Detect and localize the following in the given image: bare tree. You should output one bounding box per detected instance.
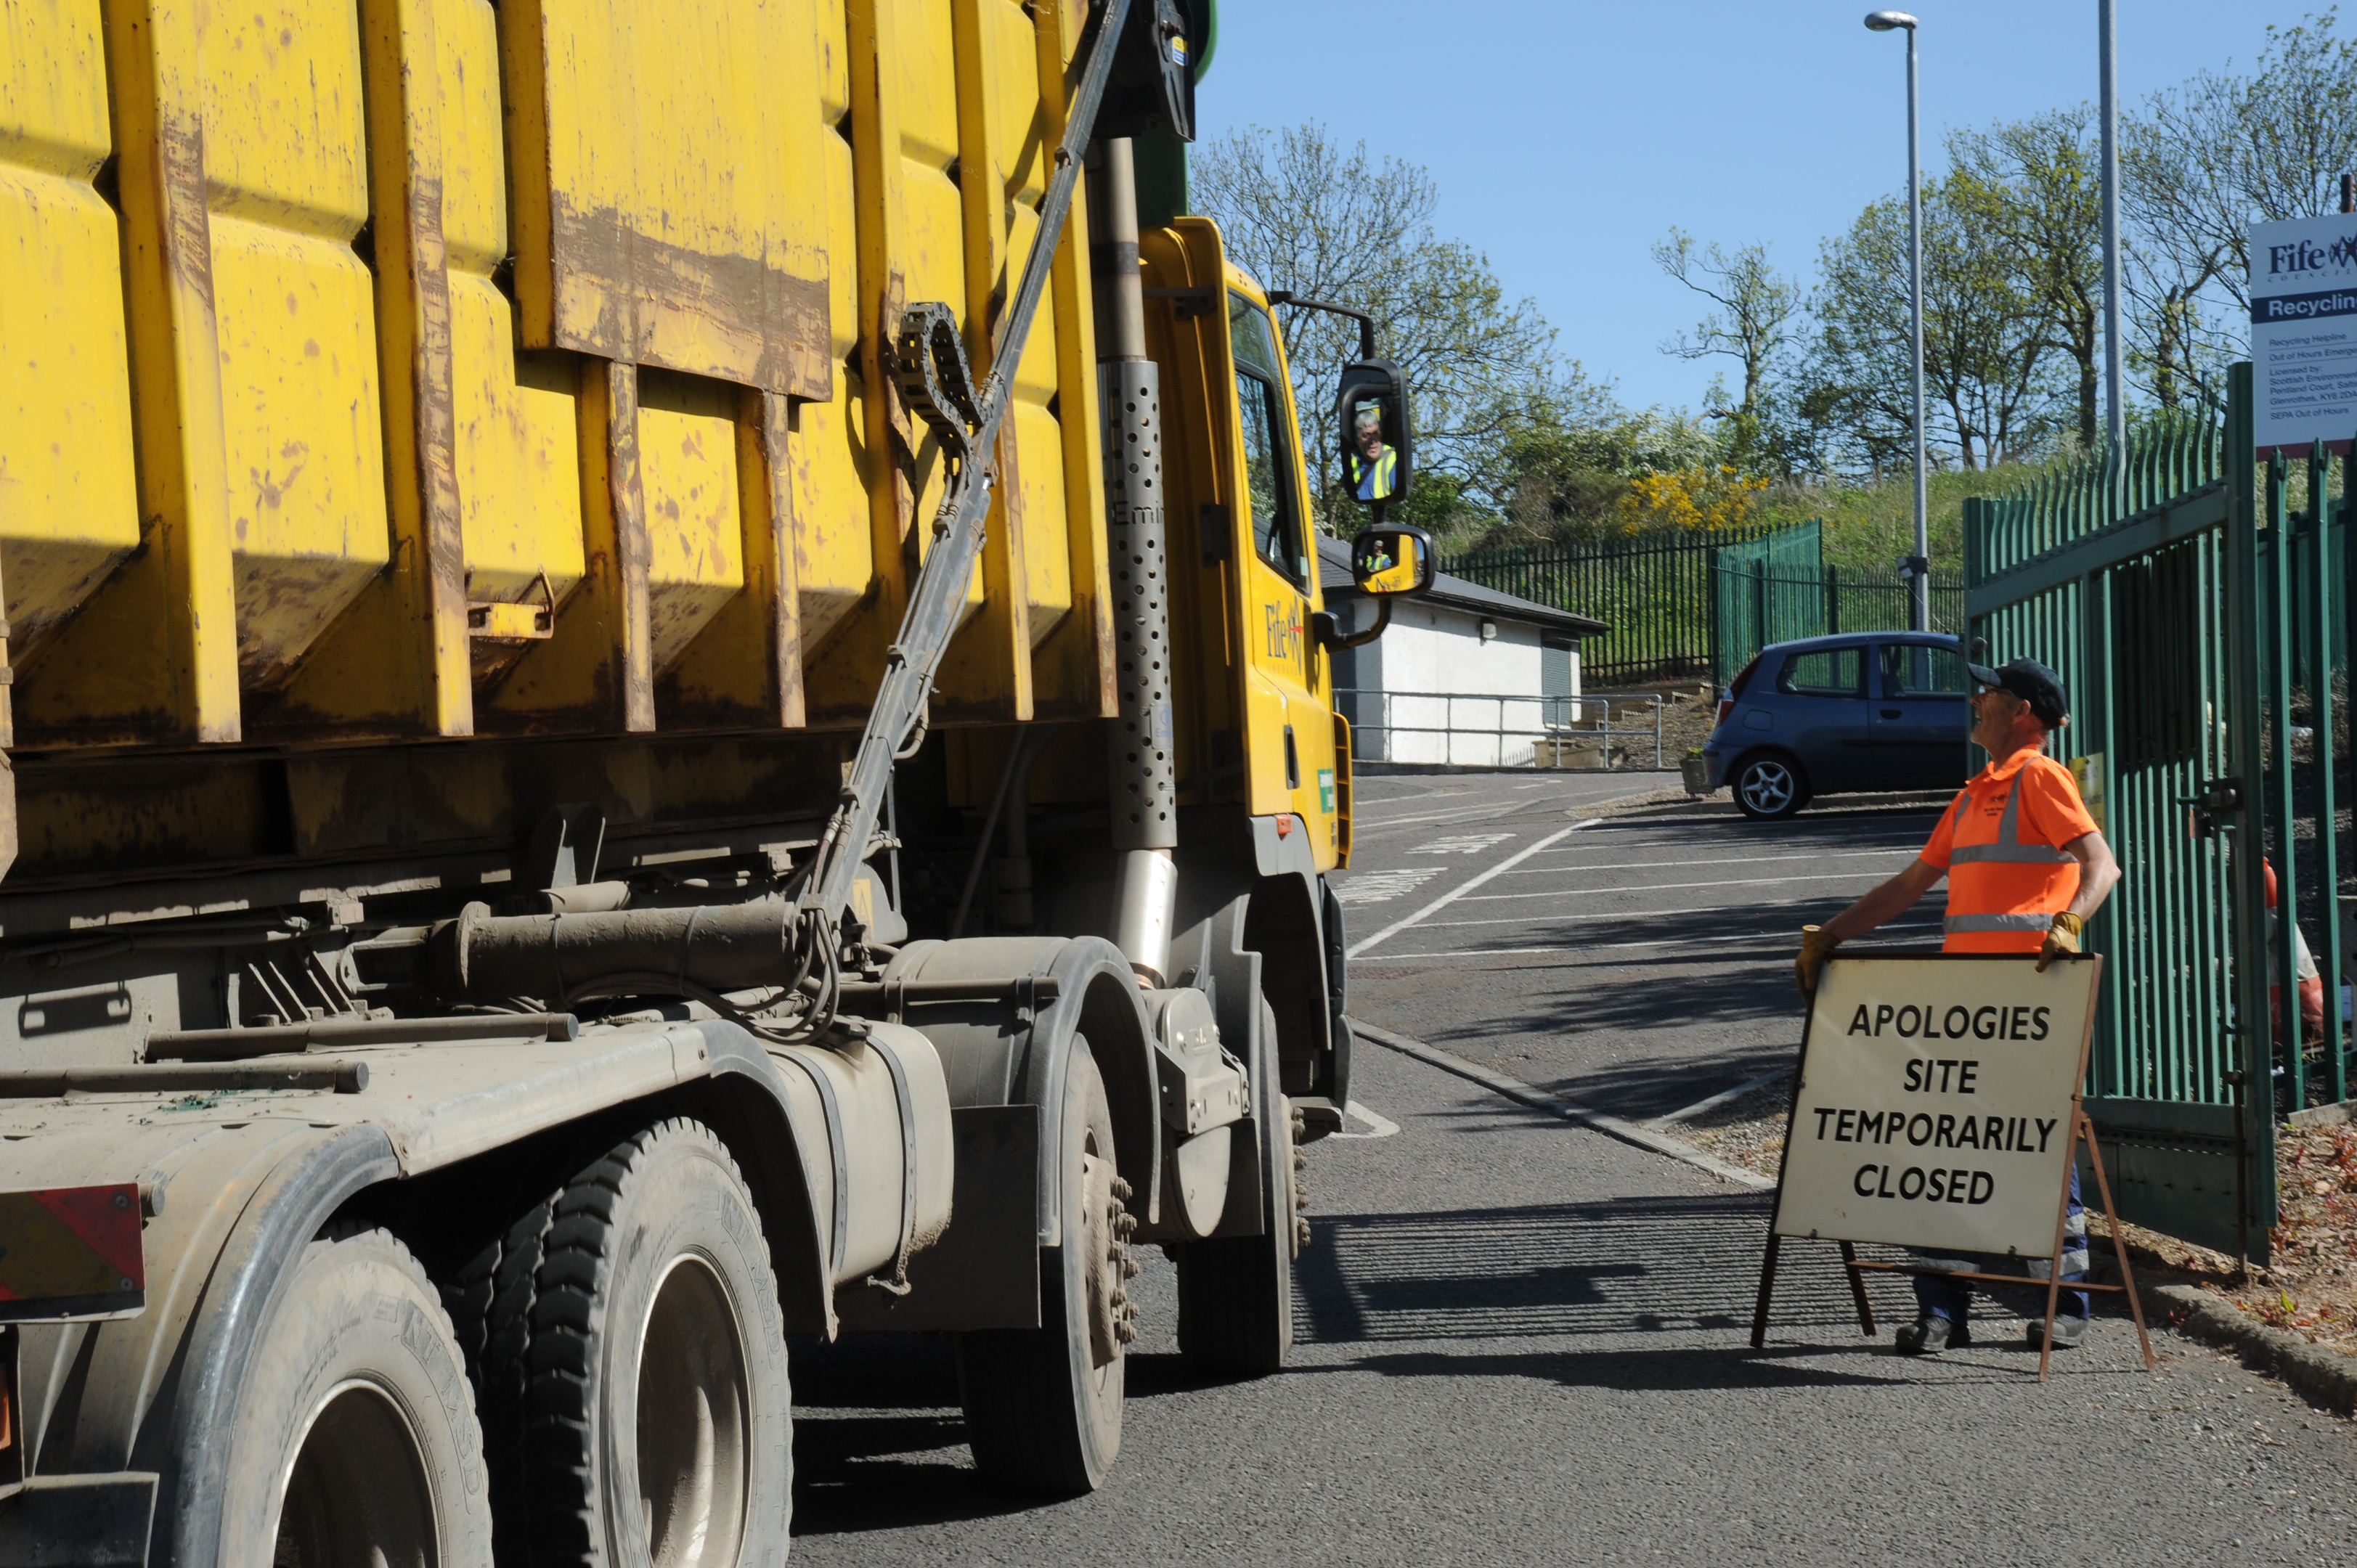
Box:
[2124,10,2357,402]
[1652,228,1800,461]
[1192,123,1566,530]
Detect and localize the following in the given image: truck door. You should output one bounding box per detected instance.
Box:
[1225,289,1339,862]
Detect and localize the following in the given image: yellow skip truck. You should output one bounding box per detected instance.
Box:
[0,0,1435,1559]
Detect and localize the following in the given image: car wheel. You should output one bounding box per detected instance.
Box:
[1734,755,1807,820]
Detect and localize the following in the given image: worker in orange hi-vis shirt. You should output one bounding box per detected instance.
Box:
[1791,656,2122,1357]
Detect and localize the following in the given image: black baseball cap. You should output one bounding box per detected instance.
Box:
[1966,656,2069,726]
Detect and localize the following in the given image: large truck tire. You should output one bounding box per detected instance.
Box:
[523,1119,793,1564]
[958,1040,1135,1493]
[218,1222,495,1566]
[1174,997,1299,1375]
[444,1184,559,1556]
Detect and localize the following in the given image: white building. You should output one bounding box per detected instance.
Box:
[1319,535,1608,767]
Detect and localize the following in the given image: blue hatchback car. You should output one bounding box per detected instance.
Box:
[1701,633,1973,820]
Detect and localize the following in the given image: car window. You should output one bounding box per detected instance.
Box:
[1776,647,1863,697]
[1881,643,1971,697]
[1229,294,1309,584]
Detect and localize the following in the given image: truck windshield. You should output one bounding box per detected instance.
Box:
[1228,294,1309,584]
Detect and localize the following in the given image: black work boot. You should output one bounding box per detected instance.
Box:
[2025,1314,2091,1349]
[1895,1315,1968,1355]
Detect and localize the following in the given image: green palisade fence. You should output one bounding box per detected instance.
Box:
[1444,523,1963,690]
[1441,528,1767,686]
[1708,518,1966,685]
[1966,376,2311,1263]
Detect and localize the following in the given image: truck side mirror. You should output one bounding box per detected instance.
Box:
[1351,525,1433,597]
[1335,360,1412,510]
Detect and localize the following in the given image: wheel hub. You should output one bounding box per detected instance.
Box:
[636,1254,751,1567]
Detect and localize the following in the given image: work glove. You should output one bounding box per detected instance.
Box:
[1796,924,1841,997]
[2035,911,2083,973]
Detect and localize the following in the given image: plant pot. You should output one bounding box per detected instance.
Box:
[1681,757,1711,796]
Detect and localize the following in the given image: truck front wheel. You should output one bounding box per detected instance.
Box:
[958,1040,1134,1493]
[219,1223,494,1566]
[523,1118,792,1564]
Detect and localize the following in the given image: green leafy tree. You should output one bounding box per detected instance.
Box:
[1806,176,2062,471]
[1950,109,2105,446]
[1191,123,1569,534]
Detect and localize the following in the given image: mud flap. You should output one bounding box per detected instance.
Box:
[834,1105,1041,1332]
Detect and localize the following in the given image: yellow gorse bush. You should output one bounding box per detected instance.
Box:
[1613,465,1767,534]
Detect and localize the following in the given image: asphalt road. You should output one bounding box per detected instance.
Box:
[787,770,2357,1565]
[1338,771,1950,1119]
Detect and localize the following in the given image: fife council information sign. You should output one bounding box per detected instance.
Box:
[1771,954,2100,1259]
[2252,213,2357,457]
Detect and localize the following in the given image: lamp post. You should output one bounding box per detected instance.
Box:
[1866,10,1929,633]
[2099,0,2124,455]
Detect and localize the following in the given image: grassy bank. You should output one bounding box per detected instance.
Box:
[1754,462,2051,582]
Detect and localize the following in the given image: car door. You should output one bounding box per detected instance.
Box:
[1871,640,1973,788]
[1771,642,1871,789]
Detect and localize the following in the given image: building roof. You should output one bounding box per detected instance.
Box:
[1315,533,1608,637]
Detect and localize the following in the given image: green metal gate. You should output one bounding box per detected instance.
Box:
[1709,521,1969,685]
[1965,364,2292,1263]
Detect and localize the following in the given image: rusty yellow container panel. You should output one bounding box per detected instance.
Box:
[202,2,391,688]
[0,1,141,665]
[1,0,1112,763]
[438,0,585,616]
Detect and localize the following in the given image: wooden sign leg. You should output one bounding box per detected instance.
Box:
[1750,1230,1782,1349]
[2036,1133,2077,1384]
[2078,1109,2157,1371]
[1838,1241,1876,1335]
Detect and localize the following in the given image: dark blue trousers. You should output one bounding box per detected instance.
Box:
[1913,1163,2089,1323]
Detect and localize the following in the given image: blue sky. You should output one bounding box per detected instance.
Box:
[1195,1,2332,415]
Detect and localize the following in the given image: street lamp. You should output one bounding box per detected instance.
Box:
[1865,10,1930,634]
[2099,0,2123,455]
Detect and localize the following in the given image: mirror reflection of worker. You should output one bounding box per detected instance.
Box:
[1792,657,2122,1357]
[1346,404,1396,501]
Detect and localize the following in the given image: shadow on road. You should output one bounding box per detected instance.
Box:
[1295,1194,1915,1348]
[1321,1344,1913,1393]
[788,1328,1245,1535]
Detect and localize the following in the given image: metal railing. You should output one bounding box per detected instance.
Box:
[1334,690,1664,770]
[1711,563,1969,684]
[1443,529,1762,686]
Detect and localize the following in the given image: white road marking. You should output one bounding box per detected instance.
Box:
[1489,848,1918,876]
[1646,1067,1798,1128]
[1330,865,1444,905]
[1347,820,1597,957]
[1457,870,1907,904]
[1331,1099,1402,1140]
[1404,886,1942,924]
[1412,833,1515,856]
[1352,918,1947,961]
[1348,1017,1774,1190]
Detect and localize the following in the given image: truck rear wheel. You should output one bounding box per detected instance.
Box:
[219,1223,494,1566]
[1173,997,1299,1374]
[524,1119,792,1564]
[958,1041,1134,1493]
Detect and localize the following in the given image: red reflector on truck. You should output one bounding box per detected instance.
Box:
[0,1185,144,1319]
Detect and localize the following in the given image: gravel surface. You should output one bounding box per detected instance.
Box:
[2089,1121,2357,1361]
[1661,1077,1791,1180]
